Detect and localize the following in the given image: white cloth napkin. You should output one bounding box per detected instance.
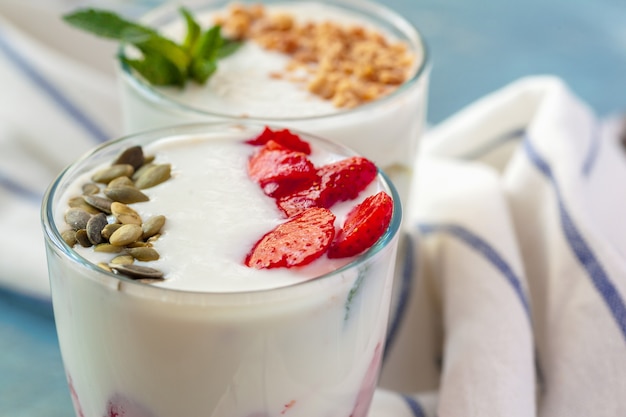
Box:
[2,3,626,416]
[0,2,123,298]
[374,76,626,416]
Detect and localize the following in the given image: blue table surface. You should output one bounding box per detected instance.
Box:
[2,0,625,415]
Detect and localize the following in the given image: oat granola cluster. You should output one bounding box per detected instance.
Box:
[215,3,416,108]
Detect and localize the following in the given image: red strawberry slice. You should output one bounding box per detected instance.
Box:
[248,140,318,198]
[245,207,336,269]
[317,156,378,207]
[246,127,312,154]
[328,191,393,259]
[276,156,378,217]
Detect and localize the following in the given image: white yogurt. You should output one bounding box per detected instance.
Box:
[59,131,384,292]
[43,123,401,417]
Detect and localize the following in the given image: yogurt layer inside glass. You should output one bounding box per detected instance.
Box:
[42,123,402,417]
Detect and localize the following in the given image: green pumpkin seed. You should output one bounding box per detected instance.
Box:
[97,262,113,272]
[135,164,171,189]
[107,176,135,189]
[142,215,166,239]
[114,146,144,170]
[127,241,151,248]
[109,264,164,280]
[68,196,101,214]
[83,195,113,214]
[104,186,149,204]
[61,230,77,247]
[82,183,100,195]
[127,247,160,262]
[101,223,123,240]
[110,254,135,265]
[65,208,91,230]
[94,243,123,253]
[110,202,142,225]
[132,163,154,181]
[92,164,134,184]
[75,229,92,247]
[86,213,108,245]
[109,224,143,246]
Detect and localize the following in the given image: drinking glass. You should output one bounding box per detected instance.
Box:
[41,122,403,417]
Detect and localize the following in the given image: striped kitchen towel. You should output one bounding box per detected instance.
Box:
[0,3,120,298]
[374,76,626,416]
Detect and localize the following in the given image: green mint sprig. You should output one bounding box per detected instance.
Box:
[63,8,242,87]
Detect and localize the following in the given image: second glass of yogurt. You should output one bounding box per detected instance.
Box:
[42,122,402,417]
[118,0,429,204]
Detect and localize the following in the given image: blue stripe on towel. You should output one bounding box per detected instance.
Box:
[402,394,426,417]
[0,29,109,143]
[0,169,42,203]
[418,223,532,322]
[384,233,416,361]
[523,137,626,341]
[582,120,601,176]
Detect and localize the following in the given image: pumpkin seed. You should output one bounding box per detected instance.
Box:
[107,176,135,189]
[83,195,113,214]
[109,224,143,246]
[127,247,160,262]
[82,183,100,195]
[65,208,91,230]
[114,146,144,170]
[61,230,77,247]
[68,196,101,214]
[86,213,108,245]
[97,262,113,272]
[127,241,151,248]
[92,164,134,184]
[132,163,154,181]
[135,164,171,189]
[110,254,135,265]
[147,234,161,243]
[94,243,123,253]
[101,223,123,240]
[111,202,142,225]
[75,229,92,247]
[109,264,164,280]
[104,186,149,204]
[142,215,166,239]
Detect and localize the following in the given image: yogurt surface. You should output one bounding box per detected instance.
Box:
[57,129,385,292]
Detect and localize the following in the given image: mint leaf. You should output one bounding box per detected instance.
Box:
[217,38,243,59]
[180,7,201,53]
[189,26,223,84]
[120,52,185,87]
[63,9,153,40]
[63,8,241,87]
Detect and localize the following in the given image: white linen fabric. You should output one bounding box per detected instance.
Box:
[0,3,121,298]
[1,3,625,416]
[375,77,626,416]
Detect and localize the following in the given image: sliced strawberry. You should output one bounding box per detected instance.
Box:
[328,191,393,259]
[246,127,312,154]
[317,156,377,207]
[276,182,322,217]
[245,207,336,269]
[248,140,318,198]
[276,156,378,217]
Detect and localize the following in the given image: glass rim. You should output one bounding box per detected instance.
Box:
[118,0,430,123]
[41,121,403,299]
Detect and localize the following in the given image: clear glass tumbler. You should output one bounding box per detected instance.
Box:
[41,122,402,417]
[118,0,429,204]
